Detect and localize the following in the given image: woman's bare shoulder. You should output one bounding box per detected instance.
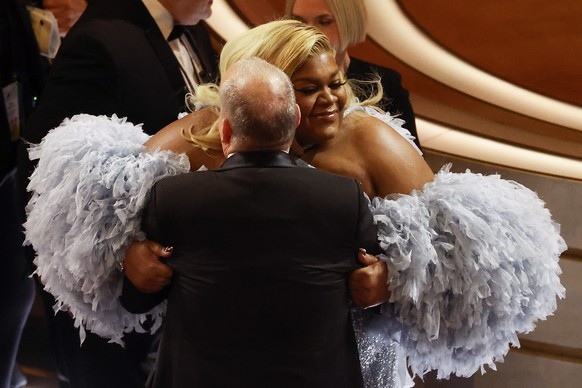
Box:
[344,109,434,196]
[344,110,410,151]
[145,107,223,170]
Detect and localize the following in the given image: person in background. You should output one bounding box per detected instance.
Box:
[19,0,218,386]
[41,0,87,36]
[286,0,421,150]
[0,0,46,386]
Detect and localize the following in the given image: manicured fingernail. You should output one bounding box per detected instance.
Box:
[163,246,174,252]
[358,248,367,254]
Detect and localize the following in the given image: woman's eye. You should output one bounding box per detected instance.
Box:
[291,14,305,23]
[330,80,347,89]
[295,80,346,95]
[316,17,334,27]
[295,87,317,95]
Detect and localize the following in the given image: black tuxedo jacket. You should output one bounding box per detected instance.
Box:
[24,0,218,142]
[121,151,381,388]
[348,56,421,150]
[1,0,45,179]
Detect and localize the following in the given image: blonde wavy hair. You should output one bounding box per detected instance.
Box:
[185,20,381,152]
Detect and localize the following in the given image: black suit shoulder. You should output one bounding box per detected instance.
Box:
[154,164,363,201]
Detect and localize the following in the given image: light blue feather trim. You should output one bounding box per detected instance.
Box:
[370,165,566,379]
[24,114,190,345]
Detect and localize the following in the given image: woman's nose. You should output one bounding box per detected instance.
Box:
[317,87,338,104]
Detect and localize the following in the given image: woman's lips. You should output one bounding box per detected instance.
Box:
[312,110,338,122]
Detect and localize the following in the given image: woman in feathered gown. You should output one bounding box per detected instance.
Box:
[24,20,565,387]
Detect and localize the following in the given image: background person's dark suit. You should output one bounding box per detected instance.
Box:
[18,0,218,386]
[348,57,421,150]
[0,0,46,386]
[24,0,217,142]
[122,151,381,388]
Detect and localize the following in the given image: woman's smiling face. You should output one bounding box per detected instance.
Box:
[291,51,347,148]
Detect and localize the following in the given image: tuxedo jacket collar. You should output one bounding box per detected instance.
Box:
[145,27,186,98]
[183,23,218,83]
[219,151,299,171]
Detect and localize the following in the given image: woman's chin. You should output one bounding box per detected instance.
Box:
[299,130,339,148]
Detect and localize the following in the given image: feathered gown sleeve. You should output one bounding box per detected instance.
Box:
[369,165,566,380]
[24,114,190,345]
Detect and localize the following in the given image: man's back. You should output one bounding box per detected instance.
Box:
[130,152,379,387]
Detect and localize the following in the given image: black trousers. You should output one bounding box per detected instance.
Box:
[0,169,35,388]
[37,289,154,388]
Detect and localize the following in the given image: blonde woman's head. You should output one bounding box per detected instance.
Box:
[285,0,367,55]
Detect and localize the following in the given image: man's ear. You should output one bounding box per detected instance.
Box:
[295,103,301,128]
[220,118,233,155]
[288,104,303,156]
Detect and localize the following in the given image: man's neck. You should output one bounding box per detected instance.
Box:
[224,144,290,158]
[142,0,173,38]
[226,149,289,158]
[157,0,203,25]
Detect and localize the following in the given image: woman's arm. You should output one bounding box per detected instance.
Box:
[25,114,186,344]
[122,107,225,292]
[348,113,432,308]
[355,113,433,197]
[145,107,224,170]
[120,184,171,313]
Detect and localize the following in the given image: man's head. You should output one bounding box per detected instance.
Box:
[218,57,300,155]
[160,0,213,25]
